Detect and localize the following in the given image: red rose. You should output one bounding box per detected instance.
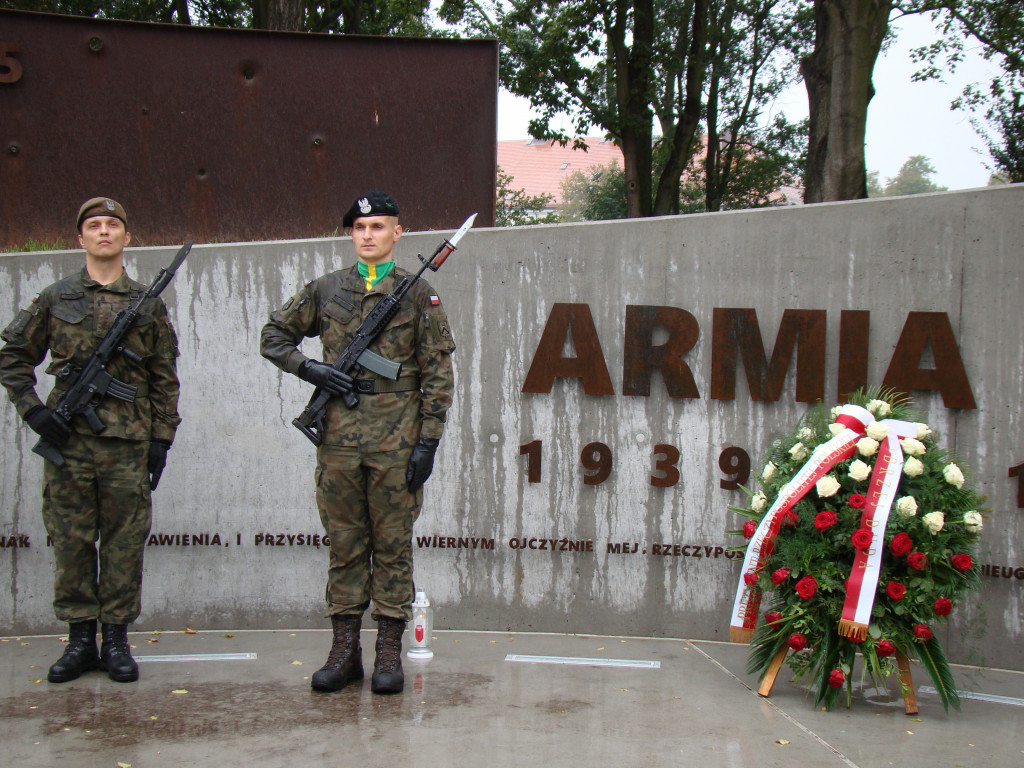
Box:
[848,494,867,509]
[851,527,874,550]
[828,669,845,688]
[771,567,791,585]
[876,640,896,657]
[933,597,953,616]
[813,511,838,531]
[743,520,757,539]
[781,510,799,527]
[907,551,929,571]
[886,582,906,600]
[795,575,817,599]
[788,633,807,651]
[913,623,933,641]
[744,571,758,586]
[889,532,913,557]
[764,612,783,626]
[951,553,973,571]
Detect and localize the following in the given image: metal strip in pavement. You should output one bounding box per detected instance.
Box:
[136,653,257,663]
[505,654,659,669]
[919,686,1024,707]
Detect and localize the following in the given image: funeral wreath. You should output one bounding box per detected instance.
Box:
[728,391,984,710]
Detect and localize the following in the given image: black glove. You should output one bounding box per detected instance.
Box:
[148,439,171,491]
[299,360,354,397]
[406,437,440,493]
[25,405,72,446]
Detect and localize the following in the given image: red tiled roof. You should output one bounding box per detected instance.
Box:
[497,137,624,206]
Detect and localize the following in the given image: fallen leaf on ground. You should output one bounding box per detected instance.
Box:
[776,739,790,745]
[184,628,197,635]
[171,689,188,695]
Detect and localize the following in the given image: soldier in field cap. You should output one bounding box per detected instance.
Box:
[261,191,455,696]
[0,197,181,684]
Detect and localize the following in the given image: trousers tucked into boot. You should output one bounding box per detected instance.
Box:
[48,620,100,683]
[100,623,139,683]
[371,617,406,695]
[311,614,364,692]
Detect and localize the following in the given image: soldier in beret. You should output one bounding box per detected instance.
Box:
[261,191,455,695]
[0,198,181,683]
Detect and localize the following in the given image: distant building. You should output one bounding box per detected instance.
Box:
[497,137,624,216]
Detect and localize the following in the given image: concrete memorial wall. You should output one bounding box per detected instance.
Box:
[1,185,1022,670]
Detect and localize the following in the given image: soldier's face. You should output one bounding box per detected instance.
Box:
[351,216,402,265]
[78,216,130,260]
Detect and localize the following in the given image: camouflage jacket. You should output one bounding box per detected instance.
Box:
[260,263,455,450]
[0,268,181,443]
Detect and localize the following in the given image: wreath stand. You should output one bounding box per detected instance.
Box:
[756,645,919,715]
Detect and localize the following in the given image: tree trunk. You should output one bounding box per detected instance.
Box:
[801,0,891,203]
[253,0,305,31]
[614,0,655,217]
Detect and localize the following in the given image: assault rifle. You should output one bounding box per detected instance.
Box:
[292,213,476,446]
[33,242,192,467]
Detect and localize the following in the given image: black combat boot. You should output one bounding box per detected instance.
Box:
[371,616,406,695]
[100,623,139,683]
[47,620,100,683]
[311,615,364,692]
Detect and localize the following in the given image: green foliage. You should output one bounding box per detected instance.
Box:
[984,91,1024,182]
[495,167,560,226]
[869,155,948,197]
[735,389,984,711]
[559,161,628,221]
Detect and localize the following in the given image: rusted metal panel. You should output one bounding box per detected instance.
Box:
[0,10,497,249]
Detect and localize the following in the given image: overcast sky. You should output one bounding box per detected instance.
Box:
[496,13,1002,191]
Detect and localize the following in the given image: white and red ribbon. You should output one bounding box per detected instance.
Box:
[838,420,918,640]
[729,404,873,643]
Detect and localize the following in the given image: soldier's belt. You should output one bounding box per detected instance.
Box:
[353,376,420,394]
[54,380,149,398]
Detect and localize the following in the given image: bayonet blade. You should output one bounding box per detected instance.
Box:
[448,213,477,248]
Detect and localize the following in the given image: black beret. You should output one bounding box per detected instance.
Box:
[342,191,400,228]
[77,197,127,230]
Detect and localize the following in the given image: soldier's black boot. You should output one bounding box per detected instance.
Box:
[311,615,363,692]
[47,620,100,683]
[100,623,139,683]
[371,617,406,695]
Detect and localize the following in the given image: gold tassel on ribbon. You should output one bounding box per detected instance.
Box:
[837,619,868,641]
[730,626,755,644]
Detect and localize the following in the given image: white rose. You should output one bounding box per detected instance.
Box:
[899,437,926,456]
[857,437,879,457]
[762,462,776,481]
[831,405,842,419]
[829,423,846,437]
[751,492,767,513]
[866,422,889,441]
[916,422,932,440]
[943,463,965,489]
[963,511,983,532]
[923,511,945,535]
[896,496,918,517]
[848,460,871,482]
[789,442,809,461]
[867,399,891,417]
[816,474,842,498]
[798,427,813,441]
[903,456,924,477]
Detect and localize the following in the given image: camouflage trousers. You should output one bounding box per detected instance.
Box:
[42,433,151,624]
[315,444,421,622]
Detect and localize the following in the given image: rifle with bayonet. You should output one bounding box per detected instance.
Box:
[292,213,476,446]
[32,242,192,467]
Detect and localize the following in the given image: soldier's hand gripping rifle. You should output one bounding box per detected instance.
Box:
[292,213,476,446]
[32,242,192,467]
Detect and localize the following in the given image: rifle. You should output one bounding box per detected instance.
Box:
[292,213,476,446]
[33,242,192,467]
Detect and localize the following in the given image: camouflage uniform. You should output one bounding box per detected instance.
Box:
[261,263,454,621]
[0,268,181,624]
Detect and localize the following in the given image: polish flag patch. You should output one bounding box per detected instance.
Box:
[429,295,440,306]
